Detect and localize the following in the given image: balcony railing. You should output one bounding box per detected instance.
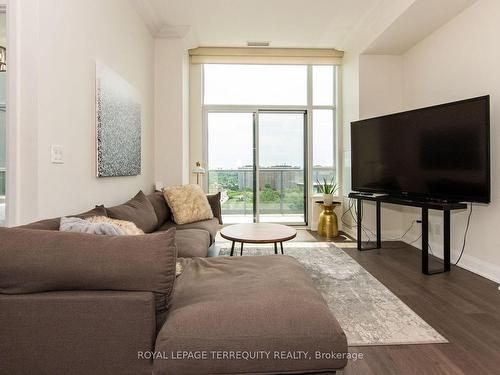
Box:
[208,166,334,220]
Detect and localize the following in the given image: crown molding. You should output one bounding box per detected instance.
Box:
[156,25,192,39]
[131,0,163,36]
[131,0,192,39]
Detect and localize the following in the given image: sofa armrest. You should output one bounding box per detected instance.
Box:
[0,291,156,375]
[207,192,223,224]
[0,228,176,297]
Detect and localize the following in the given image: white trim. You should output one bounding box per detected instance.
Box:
[454,253,500,284]
[5,2,16,226]
[343,225,500,284]
[306,65,313,227]
[411,240,500,284]
[335,65,343,200]
[130,0,163,36]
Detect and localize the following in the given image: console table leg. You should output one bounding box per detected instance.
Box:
[274,243,278,254]
[240,242,244,256]
[376,201,381,248]
[357,198,362,250]
[444,210,451,272]
[422,208,429,274]
[230,241,235,257]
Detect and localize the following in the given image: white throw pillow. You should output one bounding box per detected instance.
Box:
[86,216,144,235]
[163,184,214,225]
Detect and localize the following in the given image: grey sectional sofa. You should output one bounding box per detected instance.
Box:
[0,190,348,375]
[18,190,222,258]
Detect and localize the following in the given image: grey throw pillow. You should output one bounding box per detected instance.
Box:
[106,191,158,233]
[59,217,123,235]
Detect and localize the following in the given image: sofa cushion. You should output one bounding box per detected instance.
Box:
[147,191,171,227]
[0,227,177,315]
[163,184,213,225]
[154,255,348,375]
[175,229,210,258]
[18,205,108,231]
[207,192,223,224]
[158,217,220,244]
[106,191,158,233]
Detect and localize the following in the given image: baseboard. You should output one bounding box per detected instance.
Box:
[417,243,500,284]
[342,226,500,284]
[453,252,500,284]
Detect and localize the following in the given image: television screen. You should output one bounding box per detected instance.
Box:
[351,96,490,203]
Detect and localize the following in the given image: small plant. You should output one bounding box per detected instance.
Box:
[316,177,338,195]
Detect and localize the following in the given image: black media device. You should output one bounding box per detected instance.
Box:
[351,95,490,203]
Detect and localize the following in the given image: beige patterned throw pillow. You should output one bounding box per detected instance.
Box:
[86,216,145,235]
[163,184,213,225]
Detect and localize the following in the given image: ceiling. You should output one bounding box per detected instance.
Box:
[364,0,476,54]
[137,0,477,53]
[143,0,381,49]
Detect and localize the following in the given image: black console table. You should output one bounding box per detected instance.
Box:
[348,192,467,275]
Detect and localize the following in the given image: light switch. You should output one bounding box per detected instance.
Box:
[51,145,64,164]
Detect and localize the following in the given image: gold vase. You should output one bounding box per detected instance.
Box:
[318,204,339,238]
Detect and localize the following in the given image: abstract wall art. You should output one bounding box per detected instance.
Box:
[95,62,141,177]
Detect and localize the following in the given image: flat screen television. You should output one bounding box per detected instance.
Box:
[351,95,490,203]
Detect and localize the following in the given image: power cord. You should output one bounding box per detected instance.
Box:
[342,198,420,245]
[454,203,473,266]
[345,198,375,243]
[341,198,474,266]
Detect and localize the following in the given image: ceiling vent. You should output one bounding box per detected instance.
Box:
[247,41,270,47]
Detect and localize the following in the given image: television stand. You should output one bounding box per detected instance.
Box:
[348,192,468,275]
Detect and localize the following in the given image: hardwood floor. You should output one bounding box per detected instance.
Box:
[314,232,500,375]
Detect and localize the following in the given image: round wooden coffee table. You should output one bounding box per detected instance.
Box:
[220,223,297,256]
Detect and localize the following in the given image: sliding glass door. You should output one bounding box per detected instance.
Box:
[207,110,307,225]
[257,112,306,224]
[207,112,255,223]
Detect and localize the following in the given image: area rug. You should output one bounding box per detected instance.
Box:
[217,242,448,346]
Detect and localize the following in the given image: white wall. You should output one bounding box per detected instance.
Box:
[359,55,403,118]
[154,37,193,187]
[11,0,155,224]
[189,63,203,185]
[339,0,415,237]
[399,0,500,282]
[342,54,406,240]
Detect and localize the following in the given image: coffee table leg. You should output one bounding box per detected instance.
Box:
[274,243,278,254]
[280,242,284,255]
[240,242,244,256]
[230,241,235,256]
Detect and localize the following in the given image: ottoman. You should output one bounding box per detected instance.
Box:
[154,255,348,374]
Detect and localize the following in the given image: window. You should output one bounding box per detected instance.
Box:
[312,109,335,191]
[204,64,307,105]
[311,65,336,192]
[203,64,337,224]
[313,65,335,105]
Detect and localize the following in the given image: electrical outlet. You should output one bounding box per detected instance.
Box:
[50,145,64,164]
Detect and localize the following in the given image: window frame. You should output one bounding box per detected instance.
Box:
[201,63,339,225]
